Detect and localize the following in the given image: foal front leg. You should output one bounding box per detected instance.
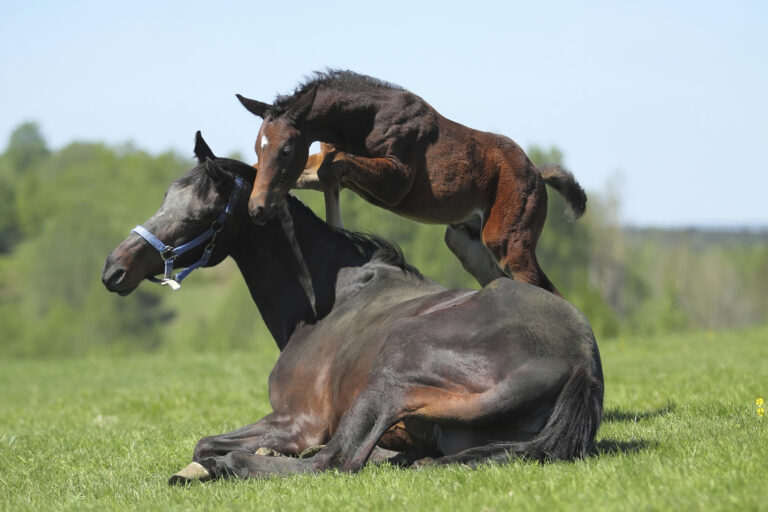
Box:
[317,150,415,208]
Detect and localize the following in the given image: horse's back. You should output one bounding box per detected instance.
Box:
[388,277,597,364]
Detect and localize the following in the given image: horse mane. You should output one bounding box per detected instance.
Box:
[176,163,214,196]
[286,194,423,279]
[272,69,405,115]
[176,157,255,198]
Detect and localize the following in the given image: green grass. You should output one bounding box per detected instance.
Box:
[1,326,767,511]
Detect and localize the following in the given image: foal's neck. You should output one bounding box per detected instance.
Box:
[230,198,368,350]
[304,89,377,147]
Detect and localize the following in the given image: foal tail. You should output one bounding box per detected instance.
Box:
[431,366,603,466]
[539,165,587,220]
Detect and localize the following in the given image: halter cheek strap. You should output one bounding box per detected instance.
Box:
[130,176,244,291]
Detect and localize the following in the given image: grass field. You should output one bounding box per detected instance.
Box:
[1,326,767,511]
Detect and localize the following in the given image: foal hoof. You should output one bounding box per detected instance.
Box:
[168,462,211,485]
[299,445,325,459]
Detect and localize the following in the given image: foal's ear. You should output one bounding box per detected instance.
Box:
[236,94,272,119]
[286,85,317,125]
[194,131,216,163]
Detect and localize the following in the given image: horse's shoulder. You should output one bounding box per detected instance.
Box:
[335,262,437,302]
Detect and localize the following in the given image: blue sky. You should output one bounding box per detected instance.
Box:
[1,0,766,227]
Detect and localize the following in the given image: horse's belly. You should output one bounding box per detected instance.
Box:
[395,190,484,225]
[434,414,548,456]
[435,425,491,456]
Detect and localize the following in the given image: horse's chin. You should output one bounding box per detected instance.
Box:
[112,283,140,296]
[117,286,138,296]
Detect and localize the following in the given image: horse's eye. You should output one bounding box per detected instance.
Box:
[281,145,293,157]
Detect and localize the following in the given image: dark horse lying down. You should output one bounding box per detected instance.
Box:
[236,69,587,293]
[102,133,603,483]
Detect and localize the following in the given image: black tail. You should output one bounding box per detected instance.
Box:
[539,164,587,220]
[431,366,604,466]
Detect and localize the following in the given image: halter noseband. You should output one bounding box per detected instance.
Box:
[130,176,244,291]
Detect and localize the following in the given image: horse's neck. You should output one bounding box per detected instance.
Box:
[230,199,367,350]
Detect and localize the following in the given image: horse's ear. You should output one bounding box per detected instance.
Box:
[286,85,317,124]
[236,94,272,119]
[204,157,225,185]
[194,131,215,163]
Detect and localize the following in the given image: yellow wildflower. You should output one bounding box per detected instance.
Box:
[758,408,765,418]
[757,398,765,407]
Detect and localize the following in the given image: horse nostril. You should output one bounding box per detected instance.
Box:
[102,266,126,288]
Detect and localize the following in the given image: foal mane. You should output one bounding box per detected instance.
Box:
[272,69,405,115]
[286,195,423,279]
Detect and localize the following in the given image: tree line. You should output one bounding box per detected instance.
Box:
[1,122,765,357]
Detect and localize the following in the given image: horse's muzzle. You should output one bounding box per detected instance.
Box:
[250,205,268,225]
[102,254,138,295]
[249,197,275,226]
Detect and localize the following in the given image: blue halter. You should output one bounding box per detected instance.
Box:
[130,176,244,291]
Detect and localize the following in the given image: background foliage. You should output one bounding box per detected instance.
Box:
[1,123,766,357]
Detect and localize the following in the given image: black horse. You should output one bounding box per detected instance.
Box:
[102,133,603,483]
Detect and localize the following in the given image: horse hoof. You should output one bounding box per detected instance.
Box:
[168,462,211,485]
[299,445,325,459]
[254,447,282,457]
[410,457,436,470]
[368,447,401,464]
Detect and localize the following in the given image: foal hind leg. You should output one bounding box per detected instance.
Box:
[444,219,506,287]
[481,180,561,295]
[317,151,415,207]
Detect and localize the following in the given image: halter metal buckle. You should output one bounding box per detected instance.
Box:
[160,247,175,261]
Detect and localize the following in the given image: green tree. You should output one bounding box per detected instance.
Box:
[0,169,19,252]
[0,122,51,252]
[0,134,183,357]
[5,122,49,173]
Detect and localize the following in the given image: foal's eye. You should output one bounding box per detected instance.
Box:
[280,145,293,157]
